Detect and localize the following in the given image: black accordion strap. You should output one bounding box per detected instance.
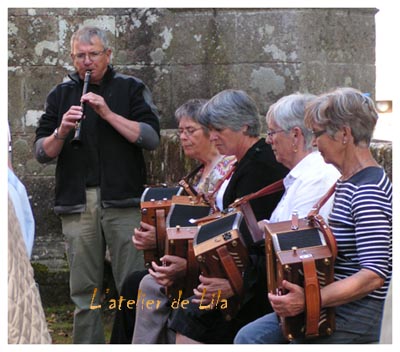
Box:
[182,163,204,181]
[178,164,204,197]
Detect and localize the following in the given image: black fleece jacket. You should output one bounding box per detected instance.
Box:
[35,66,160,214]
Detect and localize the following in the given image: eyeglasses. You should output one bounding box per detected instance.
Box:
[266,129,286,138]
[177,127,202,137]
[72,49,106,62]
[311,129,327,138]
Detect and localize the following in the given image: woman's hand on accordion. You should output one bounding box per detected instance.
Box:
[132,222,156,250]
[268,280,305,317]
[191,275,234,307]
[148,255,187,287]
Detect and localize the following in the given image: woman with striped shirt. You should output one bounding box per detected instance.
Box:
[235,87,392,344]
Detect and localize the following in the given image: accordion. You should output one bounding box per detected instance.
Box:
[193,210,251,297]
[140,186,183,267]
[164,198,213,298]
[264,213,337,340]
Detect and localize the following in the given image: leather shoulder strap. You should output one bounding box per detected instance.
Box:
[307,182,336,217]
[229,179,284,207]
[207,162,237,199]
[302,257,321,337]
[191,178,284,225]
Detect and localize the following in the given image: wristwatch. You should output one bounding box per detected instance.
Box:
[53,128,66,140]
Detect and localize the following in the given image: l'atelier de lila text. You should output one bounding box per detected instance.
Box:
[89,287,228,310]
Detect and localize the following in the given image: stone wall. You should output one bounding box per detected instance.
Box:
[8,8,378,131]
[8,8,386,304]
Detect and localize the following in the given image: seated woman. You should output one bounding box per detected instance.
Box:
[167,89,289,344]
[234,87,392,344]
[110,98,235,343]
[263,92,339,223]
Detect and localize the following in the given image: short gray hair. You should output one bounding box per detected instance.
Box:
[175,99,208,123]
[175,99,209,135]
[70,26,109,52]
[304,87,378,146]
[199,89,261,137]
[266,93,316,150]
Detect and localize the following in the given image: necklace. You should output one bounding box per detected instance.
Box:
[341,159,377,181]
[341,165,364,181]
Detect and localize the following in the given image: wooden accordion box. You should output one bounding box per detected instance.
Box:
[264,216,336,341]
[166,198,213,259]
[140,186,183,267]
[164,199,212,297]
[193,211,250,296]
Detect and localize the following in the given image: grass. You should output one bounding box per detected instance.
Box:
[44,304,115,344]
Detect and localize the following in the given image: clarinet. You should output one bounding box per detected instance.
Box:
[70,70,91,148]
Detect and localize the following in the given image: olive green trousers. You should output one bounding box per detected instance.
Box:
[61,187,144,344]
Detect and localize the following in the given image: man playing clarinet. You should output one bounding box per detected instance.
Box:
[34,25,160,343]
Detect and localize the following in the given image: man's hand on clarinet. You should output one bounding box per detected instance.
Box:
[81,92,111,119]
[58,105,83,138]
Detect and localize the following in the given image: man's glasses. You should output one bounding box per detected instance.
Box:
[176,127,202,137]
[72,49,106,62]
[311,129,327,138]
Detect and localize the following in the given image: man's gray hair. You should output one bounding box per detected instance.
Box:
[70,26,109,51]
[199,89,260,137]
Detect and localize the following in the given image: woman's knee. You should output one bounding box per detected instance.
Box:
[234,325,252,344]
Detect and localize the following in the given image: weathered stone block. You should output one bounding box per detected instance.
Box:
[298,62,376,95]
[8,68,26,131]
[296,9,377,64]
[32,263,70,306]
[370,141,392,181]
[8,14,59,67]
[157,9,216,65]
[115,9,168,65]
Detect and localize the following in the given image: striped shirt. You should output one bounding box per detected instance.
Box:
[329,167,392,300]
